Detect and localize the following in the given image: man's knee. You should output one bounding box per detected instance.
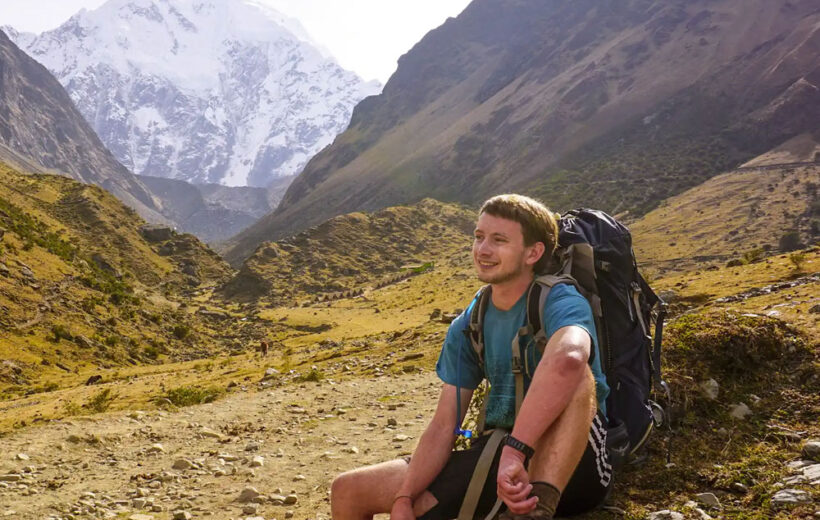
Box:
[331,470,358,504]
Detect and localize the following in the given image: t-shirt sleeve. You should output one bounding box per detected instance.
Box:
[543,284,598,357]
[435,307,484,390]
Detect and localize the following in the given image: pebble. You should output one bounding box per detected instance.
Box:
[292,474,306,481]
[148,444,164,453]
[251,456,264,467]
[16,454,30,461]
[285,511,294,518]
[245,442,261,452]
[129,515,154,520]
[729,403,752,420]
[393,434,410,442]
[647,511,683,520]
[242,504,258,515]
[699,379,719,400]
[0,475,22,482]
[284,494,298,505]
[173,512,192,520]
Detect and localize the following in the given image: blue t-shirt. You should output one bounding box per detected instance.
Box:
[436,283,609,430]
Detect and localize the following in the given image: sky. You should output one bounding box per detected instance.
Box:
[2,0,472,83]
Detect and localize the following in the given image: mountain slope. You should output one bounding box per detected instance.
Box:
[0,160,241,392]
[10,0,380,188]
[220,199,475,303]
[0,29,166,223]
[631,133,820,272]
[224,0,820,265]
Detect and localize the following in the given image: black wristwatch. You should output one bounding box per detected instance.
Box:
[503,434,535,461]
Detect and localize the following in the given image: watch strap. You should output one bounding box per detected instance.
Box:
[504,434,535,460]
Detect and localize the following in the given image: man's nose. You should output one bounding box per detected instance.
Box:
[477,239,492,256]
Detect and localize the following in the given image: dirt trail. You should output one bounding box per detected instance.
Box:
[0,371,441,520]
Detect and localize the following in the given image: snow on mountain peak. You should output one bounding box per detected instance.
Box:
[10,0,381,187]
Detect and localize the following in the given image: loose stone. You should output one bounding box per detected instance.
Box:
[771,489,811,508]
[729,403,751,420]
[802,439,820,461]
[172,459,194,470]
[647,511,684,520]
[695,492,721,509]
[238,487,261,503]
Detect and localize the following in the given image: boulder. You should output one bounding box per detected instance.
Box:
[140,225,174,242]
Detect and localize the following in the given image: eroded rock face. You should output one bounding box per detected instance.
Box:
[140,226,174,243]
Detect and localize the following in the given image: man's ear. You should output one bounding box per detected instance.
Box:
[526,241,546,266]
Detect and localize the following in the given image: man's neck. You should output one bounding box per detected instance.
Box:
[490,273,534,311]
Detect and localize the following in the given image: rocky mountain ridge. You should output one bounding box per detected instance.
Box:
[8,0,381,188]
[224,0,820,265]
[0,29,166,224]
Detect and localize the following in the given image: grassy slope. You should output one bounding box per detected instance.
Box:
[0,162,270,402]
[632,164,818,274]
[221,198,475,304]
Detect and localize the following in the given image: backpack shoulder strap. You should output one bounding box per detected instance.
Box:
[529,274,579,350]
[464,285,491,369]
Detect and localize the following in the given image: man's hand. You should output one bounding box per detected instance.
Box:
[496,446,537,515]
[390,496,415,520]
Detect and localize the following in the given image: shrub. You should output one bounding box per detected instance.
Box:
[49,324,73,343]
[160,386,223,407]
[87,388,117,413]
[788,252,807,270]
[297,367,325,382]
[172,324,191,340]
[741,248,764,264]
[778,231,802,252]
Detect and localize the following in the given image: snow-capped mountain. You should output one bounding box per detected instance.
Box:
[9,0,381,187]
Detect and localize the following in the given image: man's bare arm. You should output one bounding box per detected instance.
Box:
[394,384,473,501]
[496,325,591,514]
[510,325,591,445]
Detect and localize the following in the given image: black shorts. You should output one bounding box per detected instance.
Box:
[412,413,612,519]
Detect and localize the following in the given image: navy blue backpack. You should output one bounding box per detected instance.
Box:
[465,208,668,468]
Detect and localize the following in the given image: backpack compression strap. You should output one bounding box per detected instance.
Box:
[465,285,492,369]
[456,428,506,520]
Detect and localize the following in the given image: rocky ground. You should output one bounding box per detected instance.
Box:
[0,372,439,520]
[2,365,818,520]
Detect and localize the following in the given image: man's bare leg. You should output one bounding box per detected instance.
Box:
[331,459,439,520]
[528,366,596,489]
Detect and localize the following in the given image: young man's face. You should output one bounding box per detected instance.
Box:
[472,212,541,285]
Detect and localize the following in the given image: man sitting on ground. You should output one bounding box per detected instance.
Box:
[331,194,612,520]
